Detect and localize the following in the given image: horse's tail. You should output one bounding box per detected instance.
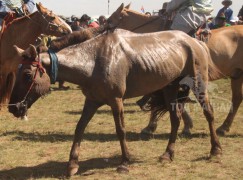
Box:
[144,88,190,120]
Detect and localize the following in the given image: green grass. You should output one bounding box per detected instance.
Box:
[0,79,242,180]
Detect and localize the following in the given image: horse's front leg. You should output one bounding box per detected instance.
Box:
[217,76,243,135]
[159,84,181,162]
[67,99,102,176]
[110,98,130,173]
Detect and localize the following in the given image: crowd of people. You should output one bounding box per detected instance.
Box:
[209,0,243,29]
[61,14,107,32]
[1,0,243,33]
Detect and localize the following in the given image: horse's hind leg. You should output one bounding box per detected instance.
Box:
[217,76,243,135]
[110,98,130,173]
[67,99,102,177]
[192,76,222,157]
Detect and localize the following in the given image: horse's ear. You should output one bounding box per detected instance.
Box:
[116,3,124,13]
[125,3,131,9]
[13,45,24,57]
[36,3,43,13]
[29,44,38,59]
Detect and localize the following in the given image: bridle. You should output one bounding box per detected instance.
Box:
[8,56,46,108]
[25,11,65,32]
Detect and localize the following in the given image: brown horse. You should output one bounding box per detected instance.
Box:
[108,3,243,135]
[0,3,72,108]
[108,3,171,33]
[9,29,221,176]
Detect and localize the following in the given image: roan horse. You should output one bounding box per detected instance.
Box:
[0,3,72,108]
[108,3,243,135]
[9,29,222,176]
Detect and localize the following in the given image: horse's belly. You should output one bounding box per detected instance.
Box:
[124,71,180,98]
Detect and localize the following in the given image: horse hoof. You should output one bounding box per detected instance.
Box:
[141,128,153,136]
[210,147,222,158]
[181,129,192,136]
[117,165,129,173]
[67,164,79,177]
[21,115,28,121]
[159,153,173,164]
[216,126,229,136]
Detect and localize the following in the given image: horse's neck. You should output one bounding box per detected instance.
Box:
[122,12,164,33]
[1,12,43,59]
[49,26,106,52]
[42,47,95,85]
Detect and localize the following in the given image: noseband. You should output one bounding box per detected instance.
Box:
[41,12,65,31]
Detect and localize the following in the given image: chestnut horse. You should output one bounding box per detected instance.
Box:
[10,29,221,176]
[0,3,72,108]
[108,3,243,135]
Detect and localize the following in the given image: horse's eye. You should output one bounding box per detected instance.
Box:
[23,73,33,82]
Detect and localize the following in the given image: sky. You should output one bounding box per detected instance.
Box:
[38,0,242,18]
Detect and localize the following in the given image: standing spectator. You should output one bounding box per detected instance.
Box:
[229,16,239,26]
[65,17,72,26]
[71,16,82,31]
[211,13,231,29]
[80,14,99,28]
[145,12,151,16]
[217,0,233,23]
[165,0,213,36]
[238,5,243,21]
[98,15,107,26]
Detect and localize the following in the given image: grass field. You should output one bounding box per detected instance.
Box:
[0,79,242,180]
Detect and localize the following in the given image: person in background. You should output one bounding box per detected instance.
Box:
[165,0,213,36]
[210,13,231,29]
[98,15,107,26]
[229,16,239,26]
[71,16,82,31]
[80,14,99,28]
[217,0,233,23]
[65,17,72,26]
[145,12,151,16]
[238,5,243,24]
[0,0,35,30]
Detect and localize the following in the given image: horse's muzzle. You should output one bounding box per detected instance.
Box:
[8,101,28,118]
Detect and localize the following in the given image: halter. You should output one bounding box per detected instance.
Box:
[9,56,46,108]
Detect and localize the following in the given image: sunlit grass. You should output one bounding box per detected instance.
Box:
[0,79,242,179]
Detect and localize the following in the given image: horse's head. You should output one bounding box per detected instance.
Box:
[8,45,51,118]
[107,3,130,29]
[107,3,160,32]
[36,3,72,36]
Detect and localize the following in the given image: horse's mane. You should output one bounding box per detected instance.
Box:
[39,26,107,52]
